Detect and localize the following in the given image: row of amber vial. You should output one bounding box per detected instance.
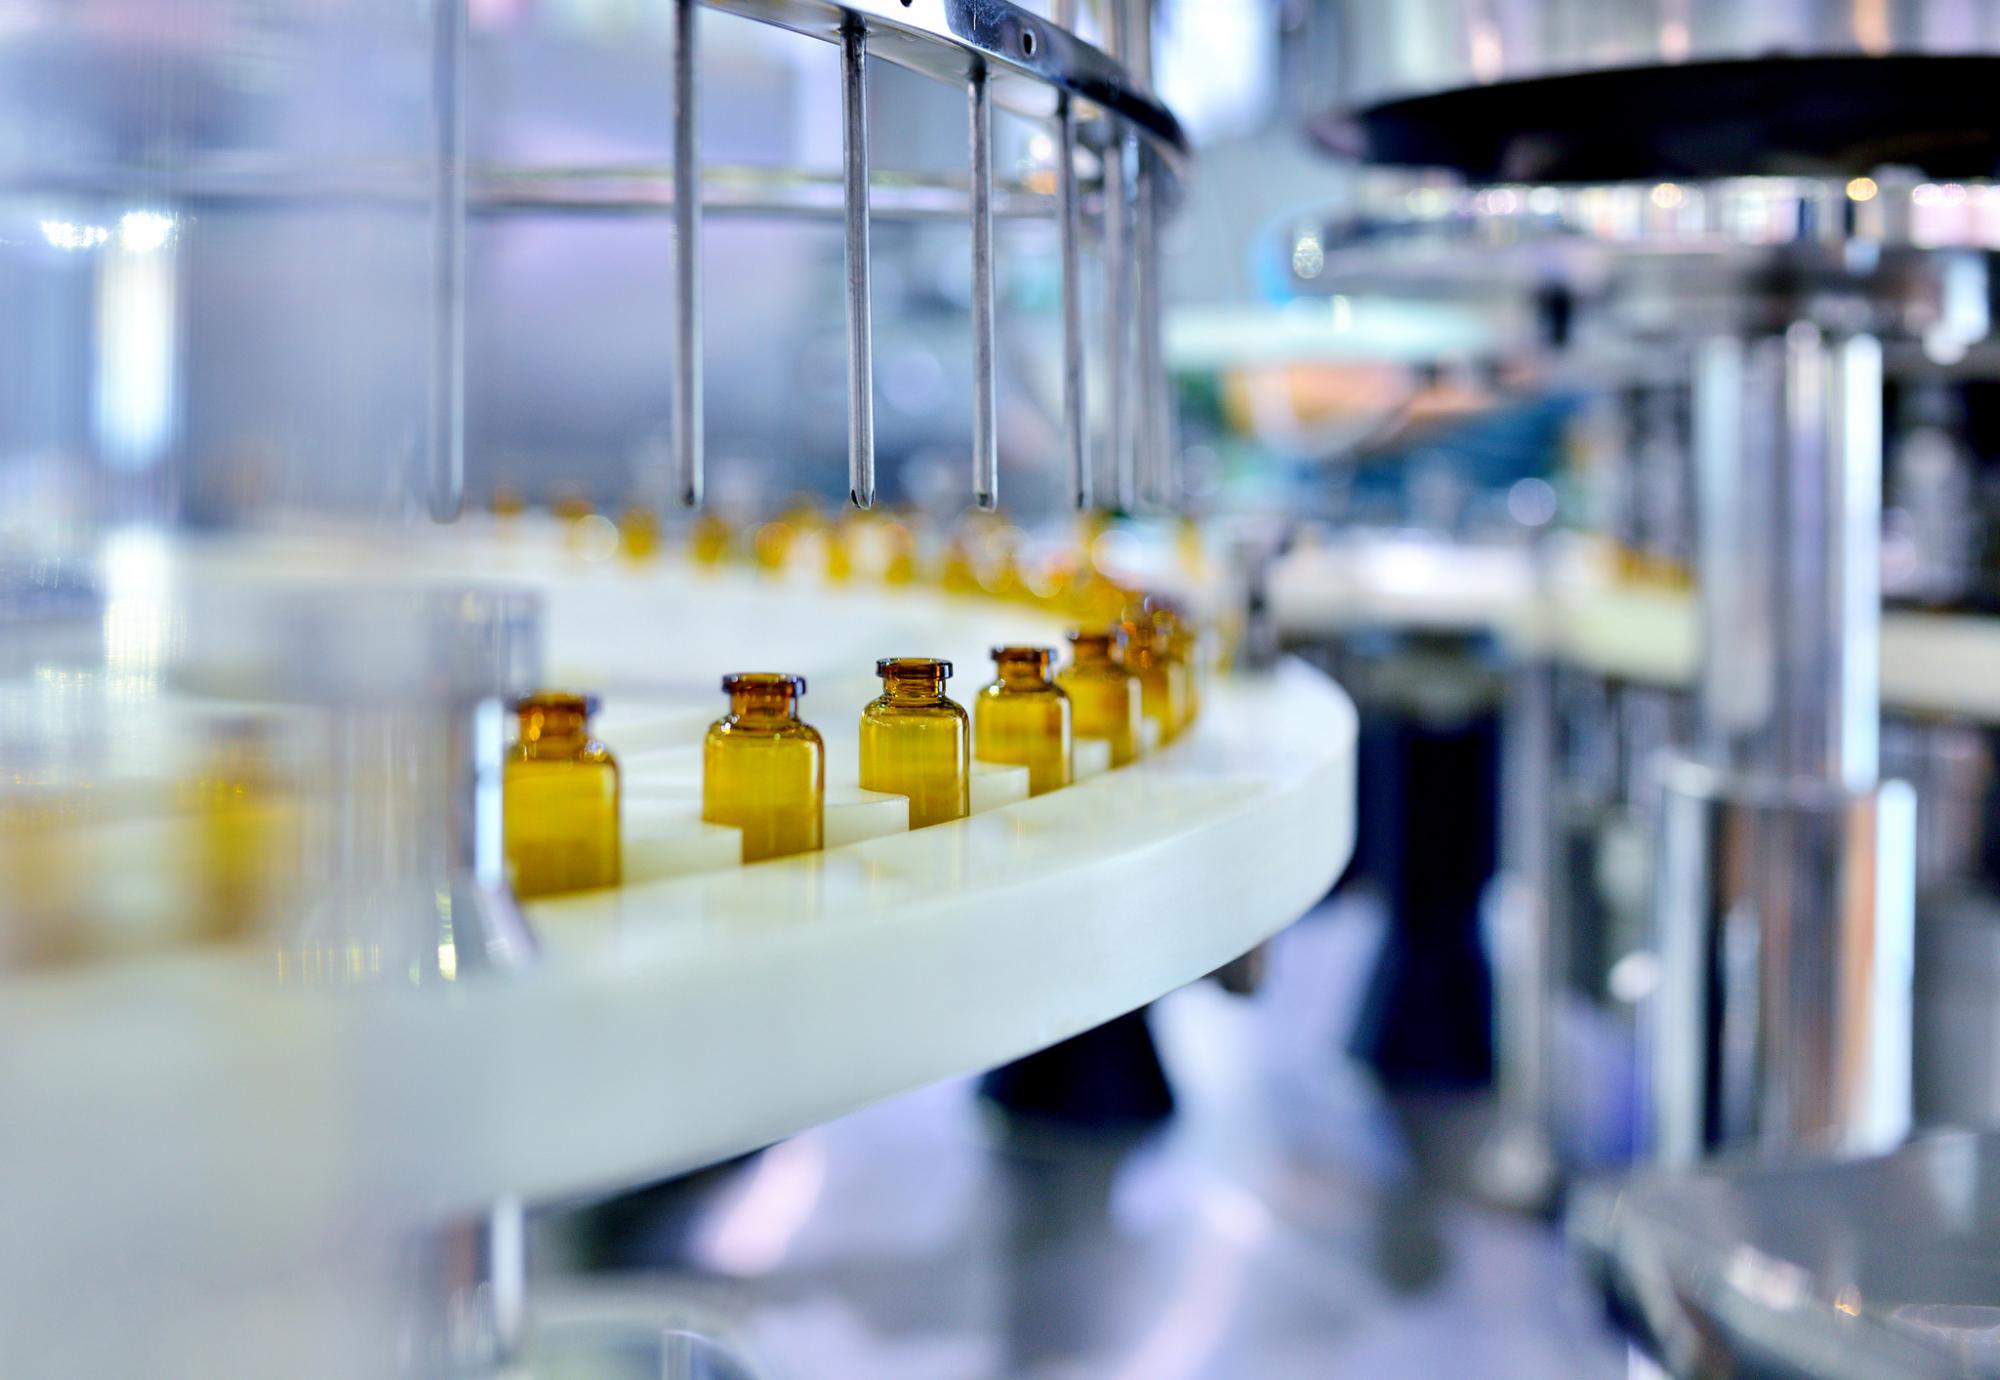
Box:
[499,607,1198,895]
[704,607,1199,864]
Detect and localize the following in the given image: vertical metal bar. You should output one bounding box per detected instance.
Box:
[428,0,467,521]
[1102,133,1133,509]
[1055,94,1088,510]
[1127,0,1172,510]
[1102,0,1133,508]
[841,17,876,510]
[968,62,998,512]
[672,0,703,507]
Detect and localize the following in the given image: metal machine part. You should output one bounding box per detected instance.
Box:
[635,0,1187,514]
[1572,1129,2000,1380]
[1311,1,2000,181]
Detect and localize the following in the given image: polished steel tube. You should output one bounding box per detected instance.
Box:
[672,0,703,507]
[1101,133,1133,509]
[1055,94,1088,510]
[1692,328,1882,788]
[968,62,998,511]
[1654,324,1909,1167]
[1133,147,1168,508]
[841,16,876,509]
[427,0,467,521]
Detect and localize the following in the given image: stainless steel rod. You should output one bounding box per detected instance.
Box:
[1102,131,1133,509]
[968,62,998,511]
[428,0,467,521]
[672,0,703,507]
[842,16,876,510]
[1103,0,1133,508]
[1134,147,1169,508]
[1055,94,1088,510]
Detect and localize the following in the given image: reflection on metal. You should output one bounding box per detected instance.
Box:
[1654,322,1911,1165]
[1572,1131,2000,1379]
[969,62,998,511]
[841,16,876,511]
[1056,94,1088,510]
[672,0,703,508]
[428,0,467,521]
[1102,129,1134,508]
[1324,0,2000,116]
[475,163,1066,221]
[1476,655,1562,1211]
[1134,147,1171,508]
[1653,759,1914,1165]
[707,0,1188,175]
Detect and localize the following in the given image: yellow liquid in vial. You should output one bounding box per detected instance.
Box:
[1058,629,1141,766]
[1123,615,1187,746]
[504,693,620,899]
[703,674,825,863]
[860,658,970,829]
[975,647,1072,795]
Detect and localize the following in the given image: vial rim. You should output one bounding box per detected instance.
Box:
[721,671,807,696]
[877,656,952,679]
[513,689,600,717]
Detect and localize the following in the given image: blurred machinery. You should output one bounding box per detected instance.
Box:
[1284,1,2000,1374]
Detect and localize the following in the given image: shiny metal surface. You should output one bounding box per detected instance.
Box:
[1572,1130,2000,1380]
[672,0,704,510]
[1325,0,2000,114]
[474,163,1061,222]
[841,17,876,511]
[968,64,998,512]
[712,0,1188,175]
[428,0,468,522]
[1479,654,1563,1211]
[1314,1,2000,179]
[1652,758,1916,1165]
[1692,328,1882,787]
[1056,94,1088,511]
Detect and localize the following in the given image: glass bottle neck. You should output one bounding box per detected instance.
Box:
[882,673,948,702]
[1069,635,1117,668]
[995,658,1049,688]
[728,687,801,720]
[518,707,590,755]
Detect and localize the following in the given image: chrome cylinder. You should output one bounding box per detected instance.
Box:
[1652,758,1915,1165]
[1651,322,1913,1165]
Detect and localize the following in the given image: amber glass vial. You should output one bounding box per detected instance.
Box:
[975,646,1073,795]
[703,673,825,863]
[860,657,970,828]
[1159,609,1200,731]
[504,692,621,899]
[618,503,662,561]
[1058,627,1141,767]
[1122,610,1188,746]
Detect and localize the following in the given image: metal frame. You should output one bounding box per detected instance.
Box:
[423,0,1187,518]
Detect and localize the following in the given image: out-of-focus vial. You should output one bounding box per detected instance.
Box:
[825,517,855,583]
[975,646,1072,795]
[1162,612,1200,731]
[690,511,732,566]
[1122,607,1187,746]
[703,673,825,863]
[860,657,970,828]
[504,692,621,899]
[939,537,980,594]
[883,522,919,585]
[618,503,662,562]
[1058,627,1141,766]
[752,520,796,573]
